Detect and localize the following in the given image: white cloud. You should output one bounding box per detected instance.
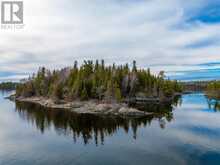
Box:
[0,0,220,80]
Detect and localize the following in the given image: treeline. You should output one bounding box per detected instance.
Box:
[16,60,182,102]
[181,81,208,92]
[206,81,220,99]
[0,82,19,90]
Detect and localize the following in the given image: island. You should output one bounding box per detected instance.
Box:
[14,60,183,116]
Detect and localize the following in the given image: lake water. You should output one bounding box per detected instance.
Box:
[0,91,220,165]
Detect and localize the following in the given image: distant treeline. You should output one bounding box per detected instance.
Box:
[0,82,19,90]
[16,60,182,102]
[181,81,208,92]
[180,80,220,100]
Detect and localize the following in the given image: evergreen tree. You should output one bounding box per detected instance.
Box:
[81,87,88,100]
[132,60,137,72]
[16,60,183,102]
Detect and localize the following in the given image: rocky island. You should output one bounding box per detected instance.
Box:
[14,60,182,116]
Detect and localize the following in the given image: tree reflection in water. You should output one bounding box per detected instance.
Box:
[15,99,180,145]
[207,98,220,112]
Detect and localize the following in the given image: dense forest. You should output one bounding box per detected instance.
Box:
[16,60,182,102]
[0,82,19,90]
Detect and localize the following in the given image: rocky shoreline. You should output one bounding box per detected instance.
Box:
[13,96,153,117]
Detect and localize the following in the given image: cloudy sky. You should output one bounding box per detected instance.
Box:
[0,0,220,81]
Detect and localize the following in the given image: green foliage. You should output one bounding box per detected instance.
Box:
[115,86,122,101]
[16,81,35,97]
[81,87,89,100]
[0,82,19,90]
[16,60,183,102]
[52,83,64,100]
[206,81,220,99]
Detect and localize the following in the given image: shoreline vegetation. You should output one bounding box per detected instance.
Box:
[202,81,220,111]
[206,81,220,99]
[0,82,19,90]
[14,60,183,116]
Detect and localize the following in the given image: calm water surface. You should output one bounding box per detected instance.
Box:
[0,91,220,165]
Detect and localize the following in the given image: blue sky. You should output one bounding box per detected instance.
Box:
[0,0,220,82]
[167,65,220,81]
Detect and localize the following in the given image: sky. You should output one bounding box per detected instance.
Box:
[0,0,220,82]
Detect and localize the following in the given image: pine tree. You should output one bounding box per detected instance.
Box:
[81,87,88,100]
[114,82,122,101]
[16,60,183,103]
[132,60,137,72]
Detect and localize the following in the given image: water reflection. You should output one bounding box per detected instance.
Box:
[0,90,14,97]
[207,98,220,112]
[2,92,220,164]
[15,101,176,145]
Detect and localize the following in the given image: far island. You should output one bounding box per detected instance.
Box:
[0,82,19,90]
[14,60,183,116]
[206,81,220,99]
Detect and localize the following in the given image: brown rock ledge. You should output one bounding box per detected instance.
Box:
[15,97,153,117]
